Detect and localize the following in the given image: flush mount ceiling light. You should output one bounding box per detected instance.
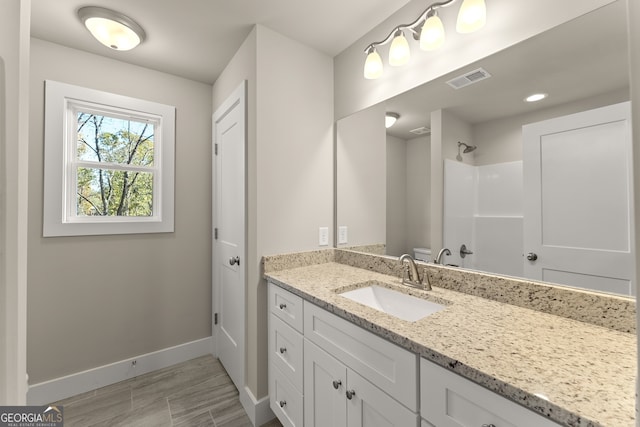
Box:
[363,0,486,79]
[78,6,146,51]
[525,93,548,103]
[385,112,400,128]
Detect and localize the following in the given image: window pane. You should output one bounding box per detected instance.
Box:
[76,167,153,217]
[77,112,154,167]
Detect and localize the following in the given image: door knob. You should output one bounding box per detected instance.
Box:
[229,256,240,266]
[526,252,538,261]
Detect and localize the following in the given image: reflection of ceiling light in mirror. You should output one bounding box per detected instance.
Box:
[385,112,400,128]
[525,93,548,102]
[78,6,146,51]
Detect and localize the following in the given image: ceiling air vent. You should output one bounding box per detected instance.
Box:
[446,67,491,89]
[410,126,431,135]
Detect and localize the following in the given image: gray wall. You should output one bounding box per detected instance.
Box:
[337,104,386,248]
[212,25,334,399]
[27,39,213,384]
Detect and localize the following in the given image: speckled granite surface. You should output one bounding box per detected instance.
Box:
[335,249,636,333]
[264,252,637,427]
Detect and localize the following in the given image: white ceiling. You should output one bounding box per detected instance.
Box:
[30,0,412,85]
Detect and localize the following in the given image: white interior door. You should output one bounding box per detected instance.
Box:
[213,81,246,390]
[523,102,634,295]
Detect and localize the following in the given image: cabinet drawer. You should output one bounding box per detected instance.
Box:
[270,314,304,392]
[304,301,418,411]
[421,359,562,427]
[269,282,304,333]
[270,365,304,427]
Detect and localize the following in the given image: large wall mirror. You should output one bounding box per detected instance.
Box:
[336,1,634,296]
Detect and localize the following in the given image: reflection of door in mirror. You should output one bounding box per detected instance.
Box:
[443,102,634,296]
[523,102,634,296]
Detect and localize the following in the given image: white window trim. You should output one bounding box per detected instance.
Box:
[43,80,176,237]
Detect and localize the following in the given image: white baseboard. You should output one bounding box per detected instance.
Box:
[240,386,275,427]
[27,336,214,405]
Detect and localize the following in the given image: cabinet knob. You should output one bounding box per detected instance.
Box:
[346,389,356,400]
[279,303,287,310]
[332,380,342,389]
[279,400,286,408]
[279,347,287,354]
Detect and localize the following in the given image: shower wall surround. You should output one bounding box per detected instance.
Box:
[444,159,524,276]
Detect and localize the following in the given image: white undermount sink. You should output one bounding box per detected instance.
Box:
[339,284,445,322]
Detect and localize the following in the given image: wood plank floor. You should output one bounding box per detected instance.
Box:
[51,355,283,427]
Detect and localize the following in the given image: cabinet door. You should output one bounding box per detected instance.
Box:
[304,339,347,427]
[347,369,419,427]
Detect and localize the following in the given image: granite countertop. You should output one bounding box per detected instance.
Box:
[265,261,636,427]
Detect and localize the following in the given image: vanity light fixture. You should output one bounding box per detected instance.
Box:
[363,0,486,79]
[385,112,400,128]
[525,93,548,103]
[78,6,146,51]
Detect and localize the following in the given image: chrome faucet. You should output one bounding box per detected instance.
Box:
[399,254,431,291]
[434,248,451,265]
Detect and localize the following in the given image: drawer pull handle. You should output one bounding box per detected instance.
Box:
[279,347,287,354]
[346,389,356,400]
[481,425,496,427]
[332,380,342,389]
[279,303,287,310]
[279,400,286,408]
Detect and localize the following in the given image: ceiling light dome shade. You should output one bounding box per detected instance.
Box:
[385,112,400,128]
[364,48,383,79]
[420,12,445,51]
[389,30,410,66]
[78,6,146,51]
[456,0,486,34]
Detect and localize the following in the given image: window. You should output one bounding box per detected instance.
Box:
[43,80,175,236]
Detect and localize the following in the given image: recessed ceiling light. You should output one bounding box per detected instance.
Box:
[524,93,548,103]
[78,6,146,51]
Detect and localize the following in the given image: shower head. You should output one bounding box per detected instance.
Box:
[458,141,477,153]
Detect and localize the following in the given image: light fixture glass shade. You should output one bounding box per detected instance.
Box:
[420,13,445,51]
[389,31,410,66]
[78,7,146,51]
[385,113,399,128]
[364,49,384,79]
[456,0,486,33]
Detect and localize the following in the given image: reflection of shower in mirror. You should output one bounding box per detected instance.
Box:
[456,141,477,161]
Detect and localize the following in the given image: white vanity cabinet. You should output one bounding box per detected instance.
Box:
[268,282,419,427]
[304,339,418,427]
[269,285,305,427]
[420,359,562,427]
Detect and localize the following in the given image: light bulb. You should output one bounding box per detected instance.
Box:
[364,49,383,79]
[420,13,445,51]
[456,0,486,34]
[389,31,410,66]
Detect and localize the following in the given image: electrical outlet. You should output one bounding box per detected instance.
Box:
[338,226,348,245]
[319,227,329,246]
